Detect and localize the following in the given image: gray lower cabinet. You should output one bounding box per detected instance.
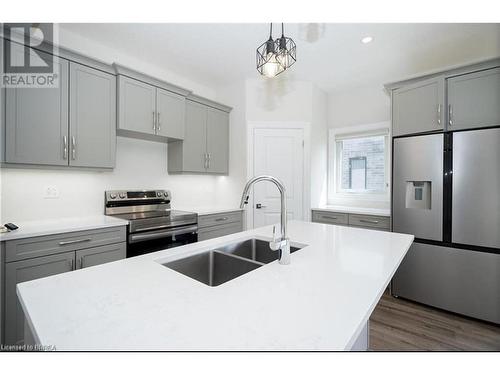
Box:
[76,243,126,269]
[1,226,127,345]
[197,211,244,241]
[392,76,445,136]
[5,49,69,166]
[312,210,390,231]
[447,67,500,130]
[168,100,230,174]
[5,251,75,345]
[69,62,116,168]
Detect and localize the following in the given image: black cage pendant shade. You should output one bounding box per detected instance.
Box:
[256,23,296,78]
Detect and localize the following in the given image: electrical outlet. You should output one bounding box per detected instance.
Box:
[44,186,60,199]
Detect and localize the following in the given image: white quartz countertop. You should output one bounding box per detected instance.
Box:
[17,220,413,351]
[0,215,128,242]
[313,205,391,217]
[174,206,244,215]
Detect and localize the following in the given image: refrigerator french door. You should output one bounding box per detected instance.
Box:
[391,127,500,324]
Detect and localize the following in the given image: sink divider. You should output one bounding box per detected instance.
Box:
[212,250,265,267]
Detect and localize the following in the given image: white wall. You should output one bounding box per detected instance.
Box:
[0,29,232,223]
[328,86,390,129]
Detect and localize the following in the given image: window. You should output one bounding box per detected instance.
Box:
[328,124,390,202]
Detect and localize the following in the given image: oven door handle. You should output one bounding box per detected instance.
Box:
[128,225,198,244]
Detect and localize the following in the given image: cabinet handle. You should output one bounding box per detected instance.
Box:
[157,112,161,132]
[448,104,453,127]
[321,215,337,220]
[204,153,208,169]
[70,259,74,271]
[359,219,380,224]
[63,136,68,159]
[215,217,229,222]
[152,111,156,134]
[59,238,92,246]
[437,104,441,126]
[207,153,211,169]
[71,136,76,160]
[78,257,84,269]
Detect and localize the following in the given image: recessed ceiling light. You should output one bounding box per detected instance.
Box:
[361,36,373,44]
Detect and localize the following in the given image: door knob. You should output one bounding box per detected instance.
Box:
[256,203,267,209]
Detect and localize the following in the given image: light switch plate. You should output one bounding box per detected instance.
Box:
[44,186,60,199]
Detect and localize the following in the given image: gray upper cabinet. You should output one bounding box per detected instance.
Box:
[206,108,229,173]
[168,99,230,174]
[392,76,445,136]
[5,49,69,166]
[5,251,74,345]
[70,63,116,168]
[168,100,208,173]
[156,88,185,140]
[447,67,500,131]
[117,75,156,137]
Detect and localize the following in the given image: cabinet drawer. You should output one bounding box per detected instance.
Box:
[76,242,126,269]
[312,211,348,225]
[198,211,243,229]
[198,222,243,241]
[348,214,390,230]
[5,226,126,262]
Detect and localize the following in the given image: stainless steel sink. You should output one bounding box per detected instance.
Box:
[163,238,305,286]
[218,238,302,264]
[164,250,262,287]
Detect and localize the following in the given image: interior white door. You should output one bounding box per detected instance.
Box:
[253,128,304,228]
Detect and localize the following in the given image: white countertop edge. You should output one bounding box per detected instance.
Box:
[312,205,391,217]
[0,216,129,242]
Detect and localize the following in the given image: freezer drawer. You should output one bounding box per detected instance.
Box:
[392,134,443,241]
[392,242,500,324]
[452,128,500,249]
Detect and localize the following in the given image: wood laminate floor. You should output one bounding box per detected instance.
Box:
[369,292,500,351]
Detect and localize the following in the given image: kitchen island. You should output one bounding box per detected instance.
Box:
[16,220,413,351]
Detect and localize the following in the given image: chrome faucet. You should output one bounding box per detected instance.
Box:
[239,175,290,265]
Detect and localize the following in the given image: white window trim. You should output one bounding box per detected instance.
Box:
[327,122,391,205]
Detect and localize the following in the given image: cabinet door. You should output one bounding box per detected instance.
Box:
[76,242,126,269]
[117,76,156,135]
[69,63,116,168]
[5,251,74,345]
[181,100,208,172]
[447,68,500,131]
[206,107,229,174]
[5,47,69,165]
[392,76,445,136]
[156,88,185,140]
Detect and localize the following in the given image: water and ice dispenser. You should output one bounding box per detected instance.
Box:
[405,181,431,210]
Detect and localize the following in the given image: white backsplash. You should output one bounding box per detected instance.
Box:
[0,137,234,223]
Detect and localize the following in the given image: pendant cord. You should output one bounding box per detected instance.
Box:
[281,23,284,37]
[269,23,273,39]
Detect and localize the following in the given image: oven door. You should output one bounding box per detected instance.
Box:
[127,225,198,257]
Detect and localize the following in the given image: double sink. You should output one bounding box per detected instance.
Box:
[163,238,303,287]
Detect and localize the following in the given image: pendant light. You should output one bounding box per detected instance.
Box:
[276,23,297,70]
[256,23,285,78]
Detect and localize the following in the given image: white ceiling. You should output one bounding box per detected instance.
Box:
[60,23,500,93]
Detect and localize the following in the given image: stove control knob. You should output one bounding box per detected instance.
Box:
[157,192,162,197]
[164,192,169,198]
[119,193,126,199]
[109,193,117,199]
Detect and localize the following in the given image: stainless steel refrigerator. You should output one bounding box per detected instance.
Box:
[391,127,500,324]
